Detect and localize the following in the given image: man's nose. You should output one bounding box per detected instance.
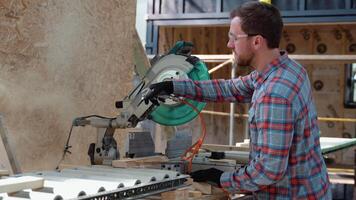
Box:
[227,40,234,49]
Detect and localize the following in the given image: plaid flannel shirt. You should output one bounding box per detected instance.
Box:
[173,52,331,199]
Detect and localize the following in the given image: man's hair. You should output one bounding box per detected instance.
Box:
[230,1,283,48]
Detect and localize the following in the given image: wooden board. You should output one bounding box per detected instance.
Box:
[161,188,189,200]
[0,115,18,174]
[0,169,9,177]
[192,182,211,195]
[0,176,44,193]
[112,156,168,168]
[0,128,12,175]
[202,144,249,152]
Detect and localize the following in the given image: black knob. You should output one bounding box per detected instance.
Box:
[115,101,123,108]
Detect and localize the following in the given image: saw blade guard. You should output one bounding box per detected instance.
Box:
[148,41,210,126]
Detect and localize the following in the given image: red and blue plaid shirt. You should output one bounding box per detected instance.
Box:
[173,52,331,199]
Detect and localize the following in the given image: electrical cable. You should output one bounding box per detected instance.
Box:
[55,102,232,198]
[178,99,206,173]
[175,98,231,200]
[55,124,74,170]
[55,115,115,170]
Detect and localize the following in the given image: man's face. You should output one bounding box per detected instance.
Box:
[227,17,254,67]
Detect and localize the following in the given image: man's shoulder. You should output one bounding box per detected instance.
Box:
[264,61,308,101]
[274,56,308,83]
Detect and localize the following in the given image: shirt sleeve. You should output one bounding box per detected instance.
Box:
[220,93,295,192]
[172,72,256,103]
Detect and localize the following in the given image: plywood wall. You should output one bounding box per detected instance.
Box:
[0,0,136,172]
[280,24,356,140]
[158,24,356,150]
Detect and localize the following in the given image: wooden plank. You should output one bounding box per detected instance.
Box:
[161,188,189,200]
[235,143,249,148]
[201,109,356,123]
[149,54,356,63]
[193,54,356,62]
[154,124,165,154]
[328,173,354,185]
[192,182,211,195]
[202,144,249,152]
[0,115,20,174]
[211,185,225,195]
[0,195,30,200]
[189,190,202,198]
[111,156,168,168]
[0,169,9,177]
[208,59,233,74]
[0,176,44,193]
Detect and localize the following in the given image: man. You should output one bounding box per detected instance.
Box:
[144,1,331,199]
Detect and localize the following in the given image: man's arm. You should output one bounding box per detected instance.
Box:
[220,93,295,192]
[173,72,256,103]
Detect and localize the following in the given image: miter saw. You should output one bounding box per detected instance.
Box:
[71,41,210,165]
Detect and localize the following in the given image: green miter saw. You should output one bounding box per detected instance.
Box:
[72,41,209,165]
[147,41,210,126]
[73,41,210,129]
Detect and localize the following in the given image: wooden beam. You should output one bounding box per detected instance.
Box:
[290,54,356,61]
[112,156,168,168]
[192,182,211,195]
[201,110,248,118]
[201,144,249,152]
[189,190,202,198]
[148,54,356,63]
[161,188,189,200]
[328,173,354,185]
[0,176,44,193]
[0,196,31,200]
[201,110,356,123]
[0,116,20,174]
[0,169,9,177]
[194,54,356,63]
[208,58,233,74]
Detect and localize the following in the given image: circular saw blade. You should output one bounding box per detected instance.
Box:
[148,55,210,126]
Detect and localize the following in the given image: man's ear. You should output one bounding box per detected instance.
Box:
[252,35,264,50]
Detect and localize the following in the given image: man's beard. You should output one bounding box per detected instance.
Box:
[235,52,254,67]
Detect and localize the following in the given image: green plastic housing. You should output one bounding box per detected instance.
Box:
[150,60,210,126]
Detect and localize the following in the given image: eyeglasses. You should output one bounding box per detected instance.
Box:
[228,32,259,43]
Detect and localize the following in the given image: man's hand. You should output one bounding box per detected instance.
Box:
[190,168,224,187]
[143,81,173,105]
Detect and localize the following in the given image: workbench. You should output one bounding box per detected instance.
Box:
[320,137,356,154]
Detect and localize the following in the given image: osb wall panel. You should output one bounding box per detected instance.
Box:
[159,25,356,150]
[0,0,136,172]
[280,25,356,141]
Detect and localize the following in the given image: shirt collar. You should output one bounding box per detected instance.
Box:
[254,51,288,86]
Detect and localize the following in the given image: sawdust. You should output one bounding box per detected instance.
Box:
[0,0,136,171]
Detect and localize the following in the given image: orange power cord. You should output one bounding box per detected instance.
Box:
[177,99,231,200]
[179,99,207,173]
